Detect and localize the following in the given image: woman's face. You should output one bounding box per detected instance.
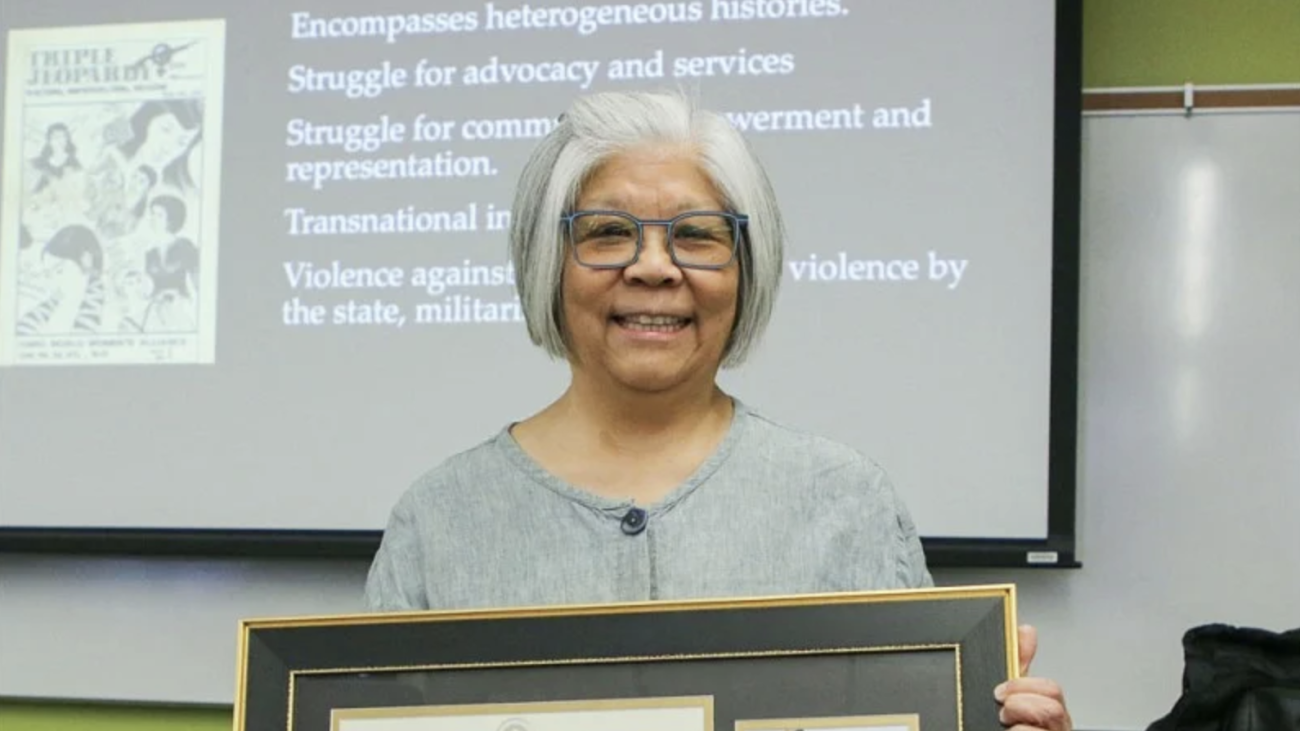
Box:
[148,203,171,236]
[44,253,88,298]
[117,269,152,302]
[128,168,152,199]
[47,127,69,152]
[143,113,196,166]
[560,145,740,395]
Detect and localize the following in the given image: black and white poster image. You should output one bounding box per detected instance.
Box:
[0,19,225,366]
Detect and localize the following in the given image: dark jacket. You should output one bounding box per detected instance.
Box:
[1148,623,1300,731]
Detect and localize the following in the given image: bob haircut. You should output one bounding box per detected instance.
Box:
[509,90,785,368]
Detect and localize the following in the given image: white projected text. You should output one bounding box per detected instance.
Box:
[274,0,954,334]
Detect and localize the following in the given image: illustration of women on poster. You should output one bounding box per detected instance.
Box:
[30,122,83,193]
[138,194,199,333]
[88,164,158,242]
[21,122,90,245]
[83,98,201,241]
[72,99,204,334]
[116,99,203,193]
[14,224,106,336]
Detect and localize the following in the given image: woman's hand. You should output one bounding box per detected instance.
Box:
[994,625,1073,731]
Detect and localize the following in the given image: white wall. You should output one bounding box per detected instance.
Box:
[950,110,1300,730]
[2,111,1299,731]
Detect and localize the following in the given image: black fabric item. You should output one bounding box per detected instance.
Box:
[1147,623,1300,731]
[1226,687,1300,731]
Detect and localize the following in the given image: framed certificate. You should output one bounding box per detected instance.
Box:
[236,584,1018,731]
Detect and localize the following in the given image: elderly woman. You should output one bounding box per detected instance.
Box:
[366,91,1071,731]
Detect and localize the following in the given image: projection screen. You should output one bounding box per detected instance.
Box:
[0,0,1082,567]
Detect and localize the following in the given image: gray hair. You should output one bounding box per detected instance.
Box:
[509,90,785,368]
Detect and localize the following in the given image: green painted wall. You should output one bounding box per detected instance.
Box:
[2,1,1297,730]
[0,701,229,730]
[1082,0,1300,86]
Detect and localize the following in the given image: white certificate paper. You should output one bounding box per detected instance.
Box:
[334,696,713,731]
[736,715,920,731]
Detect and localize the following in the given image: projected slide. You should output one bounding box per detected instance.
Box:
[1,19,224,365]
[273,3,950,334]
[0,1,1064,543]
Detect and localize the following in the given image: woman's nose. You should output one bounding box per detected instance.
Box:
[623,225,682,285]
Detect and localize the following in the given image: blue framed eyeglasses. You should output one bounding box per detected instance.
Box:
[560,210,748,270]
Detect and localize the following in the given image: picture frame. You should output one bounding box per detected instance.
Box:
[235,584,1018,731]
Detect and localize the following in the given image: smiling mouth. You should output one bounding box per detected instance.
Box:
[612,314,692,332]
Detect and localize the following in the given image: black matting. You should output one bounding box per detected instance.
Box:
[236,587,1017,731]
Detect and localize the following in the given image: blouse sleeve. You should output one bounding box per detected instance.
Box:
[364,491,430,611]
[880,466,934,589]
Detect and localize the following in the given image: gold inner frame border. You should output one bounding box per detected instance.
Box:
[287,643,964,731]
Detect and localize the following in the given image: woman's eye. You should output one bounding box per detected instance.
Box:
[585,223,634,240]
[676,226,726,242]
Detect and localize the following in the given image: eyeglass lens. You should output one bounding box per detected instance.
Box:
[570,213,736,268]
